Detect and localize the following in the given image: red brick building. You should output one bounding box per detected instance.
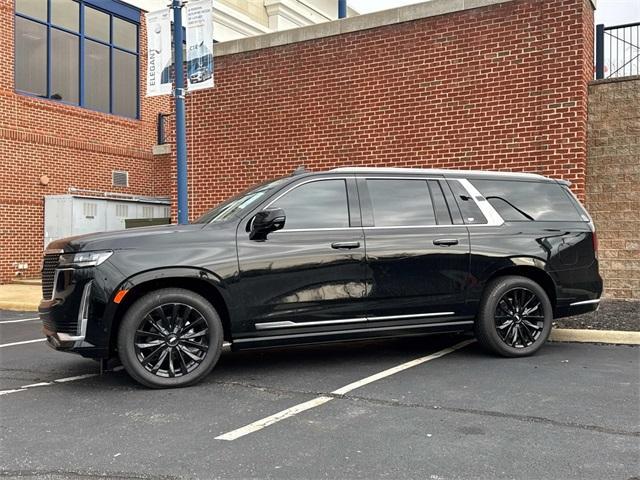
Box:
[6,0,637,300]
[0,0,172,283]
[181,0,595,218]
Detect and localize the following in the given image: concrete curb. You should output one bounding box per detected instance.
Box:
[550,328,640,345]
[0,301,40,312]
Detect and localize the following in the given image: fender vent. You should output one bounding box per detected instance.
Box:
[112,170,129,187]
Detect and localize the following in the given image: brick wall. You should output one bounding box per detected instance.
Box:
[586,77,640,299]
[0,1,172,282]
[179,0,594,221]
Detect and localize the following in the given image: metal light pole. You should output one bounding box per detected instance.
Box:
[338,0,347,19]
[172,0,189,224]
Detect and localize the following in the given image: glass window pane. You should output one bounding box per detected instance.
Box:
[15,0,47,21]
[113,17,137,51]
[85,6,110,42]
[367,180,436,227]
[447,180,487,224]
[84,40,110,113]
[271,180,350,230]
[15,17,47,97]
[471,180,584,222]
[50,29,79,104]
[113,50,137,118]
[51,0,79,31]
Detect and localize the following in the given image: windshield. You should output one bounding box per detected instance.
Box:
[193,178,289,224]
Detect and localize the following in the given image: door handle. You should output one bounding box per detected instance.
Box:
[433,238,459,246]
[331,241,361,250]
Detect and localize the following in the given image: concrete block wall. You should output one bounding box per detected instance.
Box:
[586,77,640,299]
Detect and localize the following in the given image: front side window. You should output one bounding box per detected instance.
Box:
[14,0,139,119]
[367,179,436,227]
[271,180,350,230]
[470,180,584,222]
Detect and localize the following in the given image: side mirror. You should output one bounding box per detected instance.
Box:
[249,208,286,240]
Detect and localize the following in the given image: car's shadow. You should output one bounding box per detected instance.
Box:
[91,332,479,391]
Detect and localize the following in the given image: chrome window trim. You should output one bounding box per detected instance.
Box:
[262,176,355,231]
[257,174,505,232]
[255,311,455,330]
[457,178,505,227]
[569,298,601,306]
[361,176,504,228]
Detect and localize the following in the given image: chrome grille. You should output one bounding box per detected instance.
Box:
[42,254,60,299]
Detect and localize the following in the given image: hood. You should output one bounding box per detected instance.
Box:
[46,224,209,253]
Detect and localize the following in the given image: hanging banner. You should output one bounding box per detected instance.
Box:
[186,0,215,92]
[146,9,172,97]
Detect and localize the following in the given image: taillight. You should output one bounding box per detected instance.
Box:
[592,229,598,260]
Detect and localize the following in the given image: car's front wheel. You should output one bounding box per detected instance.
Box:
[117,288,223,388]
[475,275,552,357]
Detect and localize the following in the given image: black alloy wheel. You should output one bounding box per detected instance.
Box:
[475,275,552,357]
[134,303,210,378]
[494,288,544,348]
[118,288,223,388]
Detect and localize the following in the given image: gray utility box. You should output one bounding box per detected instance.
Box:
[44,194,170,249]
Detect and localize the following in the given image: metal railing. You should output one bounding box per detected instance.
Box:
[596,22,640,79]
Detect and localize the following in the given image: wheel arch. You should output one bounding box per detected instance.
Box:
[482,264,558,315]
[106,268,233,354]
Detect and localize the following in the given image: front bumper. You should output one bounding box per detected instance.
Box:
[39,266,111,358]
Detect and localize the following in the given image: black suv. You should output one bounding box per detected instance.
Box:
[40,168,602,388]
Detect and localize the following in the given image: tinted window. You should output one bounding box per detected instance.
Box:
[367,179,436,227]
[85,7,110,42]
[447,180,487,224]
[113,17,137,51]
[15,18,47,96]
[471,180,583,222]
[427,180,452,225]
[16,0,47,21]
[113,49,137,118]
[51,0,79,31]
[50,29,79,104]
[84,40,110,112]
[272,180,350,230]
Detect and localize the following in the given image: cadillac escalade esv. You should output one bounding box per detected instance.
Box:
[39,168,602,388]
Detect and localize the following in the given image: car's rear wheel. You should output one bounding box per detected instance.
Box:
[117,288,223,388]
[475,276,552,357]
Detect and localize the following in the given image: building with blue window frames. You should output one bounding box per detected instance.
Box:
[1,0,357,283]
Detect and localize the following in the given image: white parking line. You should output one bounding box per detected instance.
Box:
[215,338,475,441]
[0,374,102,398]
[0,317,39,324]
[0,388,27,396]
[0,338,46,348]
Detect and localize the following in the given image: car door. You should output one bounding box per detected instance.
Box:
[358,175,471,324]
[235,176,367,338]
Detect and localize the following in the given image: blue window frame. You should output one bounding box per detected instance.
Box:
[14,0,140,119]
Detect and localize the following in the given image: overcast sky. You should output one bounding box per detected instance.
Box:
[348,0,637,25]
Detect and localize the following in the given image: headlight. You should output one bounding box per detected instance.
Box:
[58,251,113,268]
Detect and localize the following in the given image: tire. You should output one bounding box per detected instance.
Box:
[117,288,223,388]
[474,276,552,357]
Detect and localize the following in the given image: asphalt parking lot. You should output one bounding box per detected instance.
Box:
[1,309,638,480]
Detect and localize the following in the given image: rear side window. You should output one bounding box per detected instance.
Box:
[470,180,584,222]
[447,180,487,224]
[366,179,436,227]
[271,179,350,229]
